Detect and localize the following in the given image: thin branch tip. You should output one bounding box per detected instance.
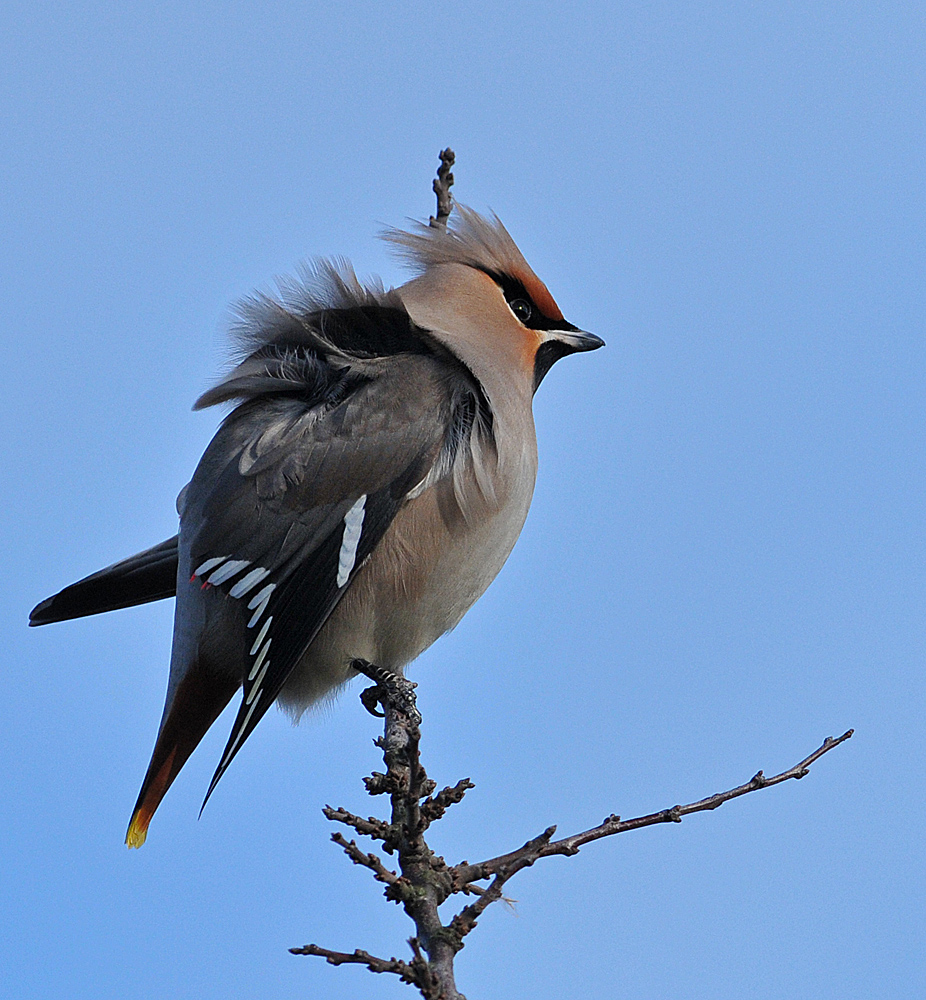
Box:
[429,148,456,229]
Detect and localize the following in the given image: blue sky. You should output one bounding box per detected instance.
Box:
[4,3,924,998]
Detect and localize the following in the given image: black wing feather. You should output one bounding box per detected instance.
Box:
[200,485,413,806]
[29,536,179,626]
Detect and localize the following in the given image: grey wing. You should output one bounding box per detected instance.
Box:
[178,353,460,803]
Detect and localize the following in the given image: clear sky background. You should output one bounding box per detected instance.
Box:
[3,3,923,998]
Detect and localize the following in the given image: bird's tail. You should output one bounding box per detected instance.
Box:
[126,660,239,847]
[29,536,179,626]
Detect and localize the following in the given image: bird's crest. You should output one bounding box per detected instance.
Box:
[382,205,564,322]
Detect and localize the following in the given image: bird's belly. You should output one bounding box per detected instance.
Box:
[277,469,534,714]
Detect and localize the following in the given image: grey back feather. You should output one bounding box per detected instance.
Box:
[194,259,403,412]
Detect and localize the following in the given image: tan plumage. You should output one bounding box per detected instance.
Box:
[29,204,603,846]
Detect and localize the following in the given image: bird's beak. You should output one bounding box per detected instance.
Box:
[551,328,605,353]
[533,324,605,391]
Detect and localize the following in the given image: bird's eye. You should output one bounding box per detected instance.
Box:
[509,298,532,323]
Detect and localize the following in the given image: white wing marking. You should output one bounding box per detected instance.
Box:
[246,661,270,703]
[207,559,251,585]
[336,495,367,587]
[248,639,272,680]
[246,583,276,627]
[194,556,227,577]
[230,566,271,598]
[249,616,272,655]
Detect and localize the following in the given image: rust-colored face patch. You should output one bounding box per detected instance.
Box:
[514,268,563,322]
[481,263,569,334]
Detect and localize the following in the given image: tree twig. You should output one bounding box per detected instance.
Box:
[293,659,853,998]
[429,148,455,229]
[289,943,420,984]
[323,804,393,842]
[330,831,400,885]
[451,729,854,889]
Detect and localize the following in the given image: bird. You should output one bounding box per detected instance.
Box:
[29,203,603,847]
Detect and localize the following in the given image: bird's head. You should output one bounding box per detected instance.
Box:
[385,206,603,396]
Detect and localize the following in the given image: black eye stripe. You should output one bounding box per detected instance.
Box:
[478,267,579,333]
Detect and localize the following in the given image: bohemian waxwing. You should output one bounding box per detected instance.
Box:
[30,204,604,847]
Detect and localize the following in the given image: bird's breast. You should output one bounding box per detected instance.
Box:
[278,429,538,713]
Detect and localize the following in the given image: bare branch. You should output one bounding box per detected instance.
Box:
[323,804,392,843]
[331,832,400,886]
[289,944,420,985]
[547,728,854,854]
[449,827,556,941]
[451,730,854,888]
[299,664,853,1000]
[429,148,455,229]
[297,640,854,998]
[421,778,475,824]
[303,661,467,998]
[301,666,853,1000]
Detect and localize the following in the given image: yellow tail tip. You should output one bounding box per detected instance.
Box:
[125,812,149,849]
